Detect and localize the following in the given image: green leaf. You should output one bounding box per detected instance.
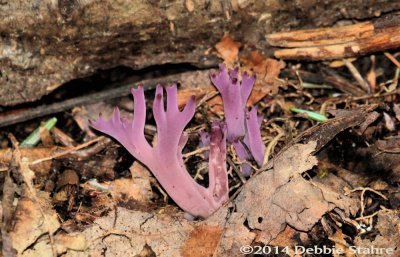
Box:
[21,117,58,147]
[290,107,328,122]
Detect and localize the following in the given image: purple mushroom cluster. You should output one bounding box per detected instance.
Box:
[91,64,265,218]
[210,64,265,176]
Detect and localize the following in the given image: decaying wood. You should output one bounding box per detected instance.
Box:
[267,22,375,48]
[268,14,400,60]
[1,1,400,106]
[0,70,209,128]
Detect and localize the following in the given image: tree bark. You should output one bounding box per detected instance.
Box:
[1,0,400,106]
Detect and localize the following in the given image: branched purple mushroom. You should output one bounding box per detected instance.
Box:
[244,107,265,167]
[91,84,228,218]
[210,64,254,141]
[210,64,266,175]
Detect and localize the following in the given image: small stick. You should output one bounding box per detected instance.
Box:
[182,146,209,159]
[30,136,105,165]
[343,59,371,93]
[346,187,388,219]
[226,157,246,184]
[384,52,400,69]
[51,127,77,147]
[263,130,285,166]
[352,89,400,101]
[376,146,400,154]
[196,90,219,108]
[72,137,113,160]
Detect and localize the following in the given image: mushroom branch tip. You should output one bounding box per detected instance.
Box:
[210,63,256,142]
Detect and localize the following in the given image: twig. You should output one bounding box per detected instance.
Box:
[346,187,388,219]
[376,146,400,154]
[355,208,380,221]
[196,90,219,108]
[343,59,371,93]
[51,127,77,147]
[262,124,285,165]
[322,68,366,96]
[352,89,400,101]
[367,55,376,90]
[72,137,112,160]
[226,157,246,184]
[30,136,105,165]
[193,165,207,181]
[384,52,400,69]
[182,146,209,159]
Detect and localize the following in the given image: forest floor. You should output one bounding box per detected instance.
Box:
[1,38,399,257]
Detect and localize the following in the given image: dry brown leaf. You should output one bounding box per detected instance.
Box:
[355,111,380,135]
[104,162,154,205]
[242,51,285,82]
[329,230,355,257]
[6,140,61,256]
[39,126,54,146]
[2,154,18,257]
[234,142,358,244]
[63,141,358,256]
[214,212,255,256]
[22,239,55,257]
[0,147,56,179]
[9,192,60,255]
[383,112,396,131]
[268,225,303,253]
[63,205,255,257]
[355,138,400,183]
[241,51,285,96]
[185,0,194,12]
[55,233,87,252]
[215,35,240,66]
[177,86,214,108]
[393,104,400,121]
[64,207,223,256]
[181,224,223,257]
[22,232,87,256]
[60,112,369,256]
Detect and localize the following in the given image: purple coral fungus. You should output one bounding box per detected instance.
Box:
[210,64,266,175]
[210,64,255,141]
[91,84,228,218]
